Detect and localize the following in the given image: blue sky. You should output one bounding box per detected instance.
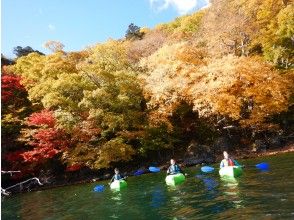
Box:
[2,0,208,58]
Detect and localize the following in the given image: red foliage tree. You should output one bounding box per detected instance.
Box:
[1,73,27,105]
[20,110,69,163]
[27,109,56,127]
[66,164,82,172]
[1,71,32,178]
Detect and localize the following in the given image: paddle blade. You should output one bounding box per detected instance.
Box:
[255,162,269,170]
[93,185,105,192]
[149,166,160,173]
[134,169,144,176]
[201,166,215,173]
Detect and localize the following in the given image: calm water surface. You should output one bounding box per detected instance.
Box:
[2,153,294,220]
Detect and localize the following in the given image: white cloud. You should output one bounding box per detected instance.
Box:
[150,0,210,15]
[48,24,56,31]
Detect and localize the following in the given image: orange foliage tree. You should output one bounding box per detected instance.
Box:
[141,42,293,131]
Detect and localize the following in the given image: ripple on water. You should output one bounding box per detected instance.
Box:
[2,153,294,220]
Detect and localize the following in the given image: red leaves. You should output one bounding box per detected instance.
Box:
[1,74,26,104]
[21,128,68,162]
[21,147,60,162]
[5,150,24,162]
[27,110,56,127]
[20,110,69,163]
[66,164,82,172]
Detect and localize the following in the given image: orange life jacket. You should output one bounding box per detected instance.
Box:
[228,158,234,166]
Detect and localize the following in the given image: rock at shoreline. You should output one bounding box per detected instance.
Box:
[252,139,267,152]
[213,137,233,153]
[268,136,284,149]
[184,156,215,166]
[184,140,215,166]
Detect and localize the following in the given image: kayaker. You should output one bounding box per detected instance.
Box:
[167,159,183,175]
[109,168,125,184]
[220,151,241,168]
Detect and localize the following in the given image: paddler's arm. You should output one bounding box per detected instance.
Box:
[220,160,224,168]
[178,165,184,174]
[167,166,171,174]
[121,174,128,180]
[109,175,114,185]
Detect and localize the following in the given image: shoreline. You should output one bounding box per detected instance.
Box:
[235,144,294,159]
[3,144,294,195]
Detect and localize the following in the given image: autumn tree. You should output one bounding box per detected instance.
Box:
[1,69,32,173]
[6,0,294,176]
[157,10,205,40]
[11,51,89,107]
[12,40,146,169]
[65,40,145,169]
[141,42,293,132]
[43,41,65,53]
[257,3,294,67]
[198,0,293,66]
[19,110,69,164]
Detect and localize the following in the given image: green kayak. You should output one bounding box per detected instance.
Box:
[110,180,127,190]
[219,166,243,178]
[165,173,185,186]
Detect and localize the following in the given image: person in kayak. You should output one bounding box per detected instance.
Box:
[167,159,183,175]
[109,168,125,184]
[220,151,241,168]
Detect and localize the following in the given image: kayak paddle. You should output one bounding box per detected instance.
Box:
[201,162,270,173]
[201,166,215,173]
[149,166,161,173]
[255,162,269,170]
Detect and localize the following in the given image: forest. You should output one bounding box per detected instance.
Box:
[1,0,293,184]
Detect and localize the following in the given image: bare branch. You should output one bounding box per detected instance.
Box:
[4,177,43,191]
[223,125,236,129]
[1,170,21,176]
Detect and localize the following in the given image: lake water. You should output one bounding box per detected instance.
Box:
[2,153,294,220]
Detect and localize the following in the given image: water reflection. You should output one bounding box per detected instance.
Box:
[150,186,165,208]
[220,177,244,209]
[196,174,218,192]
[110,191,122,204]
[20,191,55,220]
[2,153,294,220]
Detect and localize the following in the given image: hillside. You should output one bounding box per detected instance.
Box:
[2,0,293,185]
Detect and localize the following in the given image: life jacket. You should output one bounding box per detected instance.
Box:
[228,158,234,166]
[114,174,122,180]
[169,164,181,174]
[220,158,236,167]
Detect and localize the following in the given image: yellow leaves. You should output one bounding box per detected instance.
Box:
[189,56,291,125]
[255,0,284,25]
[12,52,46,87]
[276,4,294,38]
[97,138,135,169]
[142,41,292,130]
[176,45,208,66]
[155,10,205,39]
[84,40,130,74]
